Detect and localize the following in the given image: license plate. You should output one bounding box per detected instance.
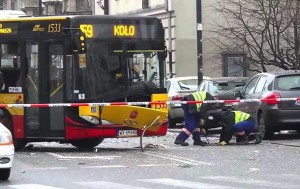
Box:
[295,100,300,106]
[118,130,137,137]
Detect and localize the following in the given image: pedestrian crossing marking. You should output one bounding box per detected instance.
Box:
[145,152,214,165]
[75,181,149,189]
[200,176,300,188]
[9,184,63,189]
[6,176,300,189]
[47,152,121,160]
[32,167,68,170]
[138,178,234,189]
[80,165,129,168]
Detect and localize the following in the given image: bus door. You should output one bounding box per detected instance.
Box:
[24,41,65,138]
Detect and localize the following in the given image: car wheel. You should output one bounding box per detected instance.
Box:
[168,115,177,128]
[258,113,274,140]
[0,168,11,180]
[70,138,104,149]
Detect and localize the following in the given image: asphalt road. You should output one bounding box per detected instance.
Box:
[1,130,300,189]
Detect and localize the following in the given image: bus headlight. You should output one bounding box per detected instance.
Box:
[80,115,100,124]
[0,131,13,145]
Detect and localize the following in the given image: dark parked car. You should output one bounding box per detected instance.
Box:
[232,70,300,139]
[196,77,248,106]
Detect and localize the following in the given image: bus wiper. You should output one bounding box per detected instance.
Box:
[132,66,151,92]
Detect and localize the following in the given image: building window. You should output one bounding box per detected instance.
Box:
[222,54,246,77]
[10,0,16,10]
[55,3,63,15]
[142,0,149,9]
[76,0,90,10]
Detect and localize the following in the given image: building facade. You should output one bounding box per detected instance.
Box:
[1,0,92,16]
[0,0,246,79]
[2,0,22,10]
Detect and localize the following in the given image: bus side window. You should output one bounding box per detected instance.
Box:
[0,43,20,69]
[0,43,21,92]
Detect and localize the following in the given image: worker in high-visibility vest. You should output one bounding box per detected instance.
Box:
[219,109,262,145]
[174,91,215,146]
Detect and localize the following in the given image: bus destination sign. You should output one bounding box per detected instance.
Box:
[113,25,135,37]
[80,24,137,38]
[0,23,18,34]
[79,23,156,39]
[0,20,67,36]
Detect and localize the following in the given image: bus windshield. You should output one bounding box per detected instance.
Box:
[67,41,162,100]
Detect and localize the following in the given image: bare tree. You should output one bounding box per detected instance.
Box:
[209,0,298,72]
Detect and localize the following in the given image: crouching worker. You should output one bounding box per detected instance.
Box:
[174,91,215,146]
[219,109,262,146]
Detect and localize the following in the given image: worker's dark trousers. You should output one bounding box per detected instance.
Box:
[233,120,256,135]
[177,104,200,141]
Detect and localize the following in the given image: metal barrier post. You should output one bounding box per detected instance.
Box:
[140,116,161,152]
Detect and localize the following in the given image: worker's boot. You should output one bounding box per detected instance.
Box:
[192,131,207,146]
[193,139,207,146]
[174,137,189,146]
[248,133,262,144]
[236,135,249,145]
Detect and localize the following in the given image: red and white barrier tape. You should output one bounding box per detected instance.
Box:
[0,97,300,108]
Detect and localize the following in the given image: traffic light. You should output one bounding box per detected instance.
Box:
[72,31,86,54]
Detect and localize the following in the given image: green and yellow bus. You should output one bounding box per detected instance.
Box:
[0,15,167,150]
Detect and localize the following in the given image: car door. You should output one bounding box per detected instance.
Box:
[234,75,260,115]
[249,75,268,115]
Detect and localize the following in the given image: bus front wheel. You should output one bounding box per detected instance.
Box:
[70,138,104,149]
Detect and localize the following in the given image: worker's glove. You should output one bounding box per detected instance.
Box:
[199,119,205,127]
[219,141,227,146]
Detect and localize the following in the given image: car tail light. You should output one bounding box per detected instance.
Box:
[261,92,281,105]
[172,95,184,101]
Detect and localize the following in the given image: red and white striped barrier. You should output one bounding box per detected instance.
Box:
[0,97,300,108]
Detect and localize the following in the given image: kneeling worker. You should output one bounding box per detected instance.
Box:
[174,91,215,146]
[219,109,262,145]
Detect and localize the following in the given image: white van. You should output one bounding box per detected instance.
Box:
[0,10,26,18]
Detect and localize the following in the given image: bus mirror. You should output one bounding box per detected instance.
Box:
[0,71,5,91]
[72,32,86,54]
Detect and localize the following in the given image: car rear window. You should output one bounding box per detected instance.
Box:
[210,81,246,95]
[175,79,198,90]
[275,75,300,90]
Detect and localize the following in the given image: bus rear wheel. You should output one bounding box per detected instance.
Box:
[14,139,27,151]
[70,138,104,149]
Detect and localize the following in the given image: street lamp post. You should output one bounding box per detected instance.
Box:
[38,0,43,16]
[164,0,173,78]
[295,0,300,70]
[196,0,203,84]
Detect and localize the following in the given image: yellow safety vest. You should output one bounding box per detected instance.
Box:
[192,92,206,112]
[233,111,250,123]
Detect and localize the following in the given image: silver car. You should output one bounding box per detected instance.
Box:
[166,76,210,128]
